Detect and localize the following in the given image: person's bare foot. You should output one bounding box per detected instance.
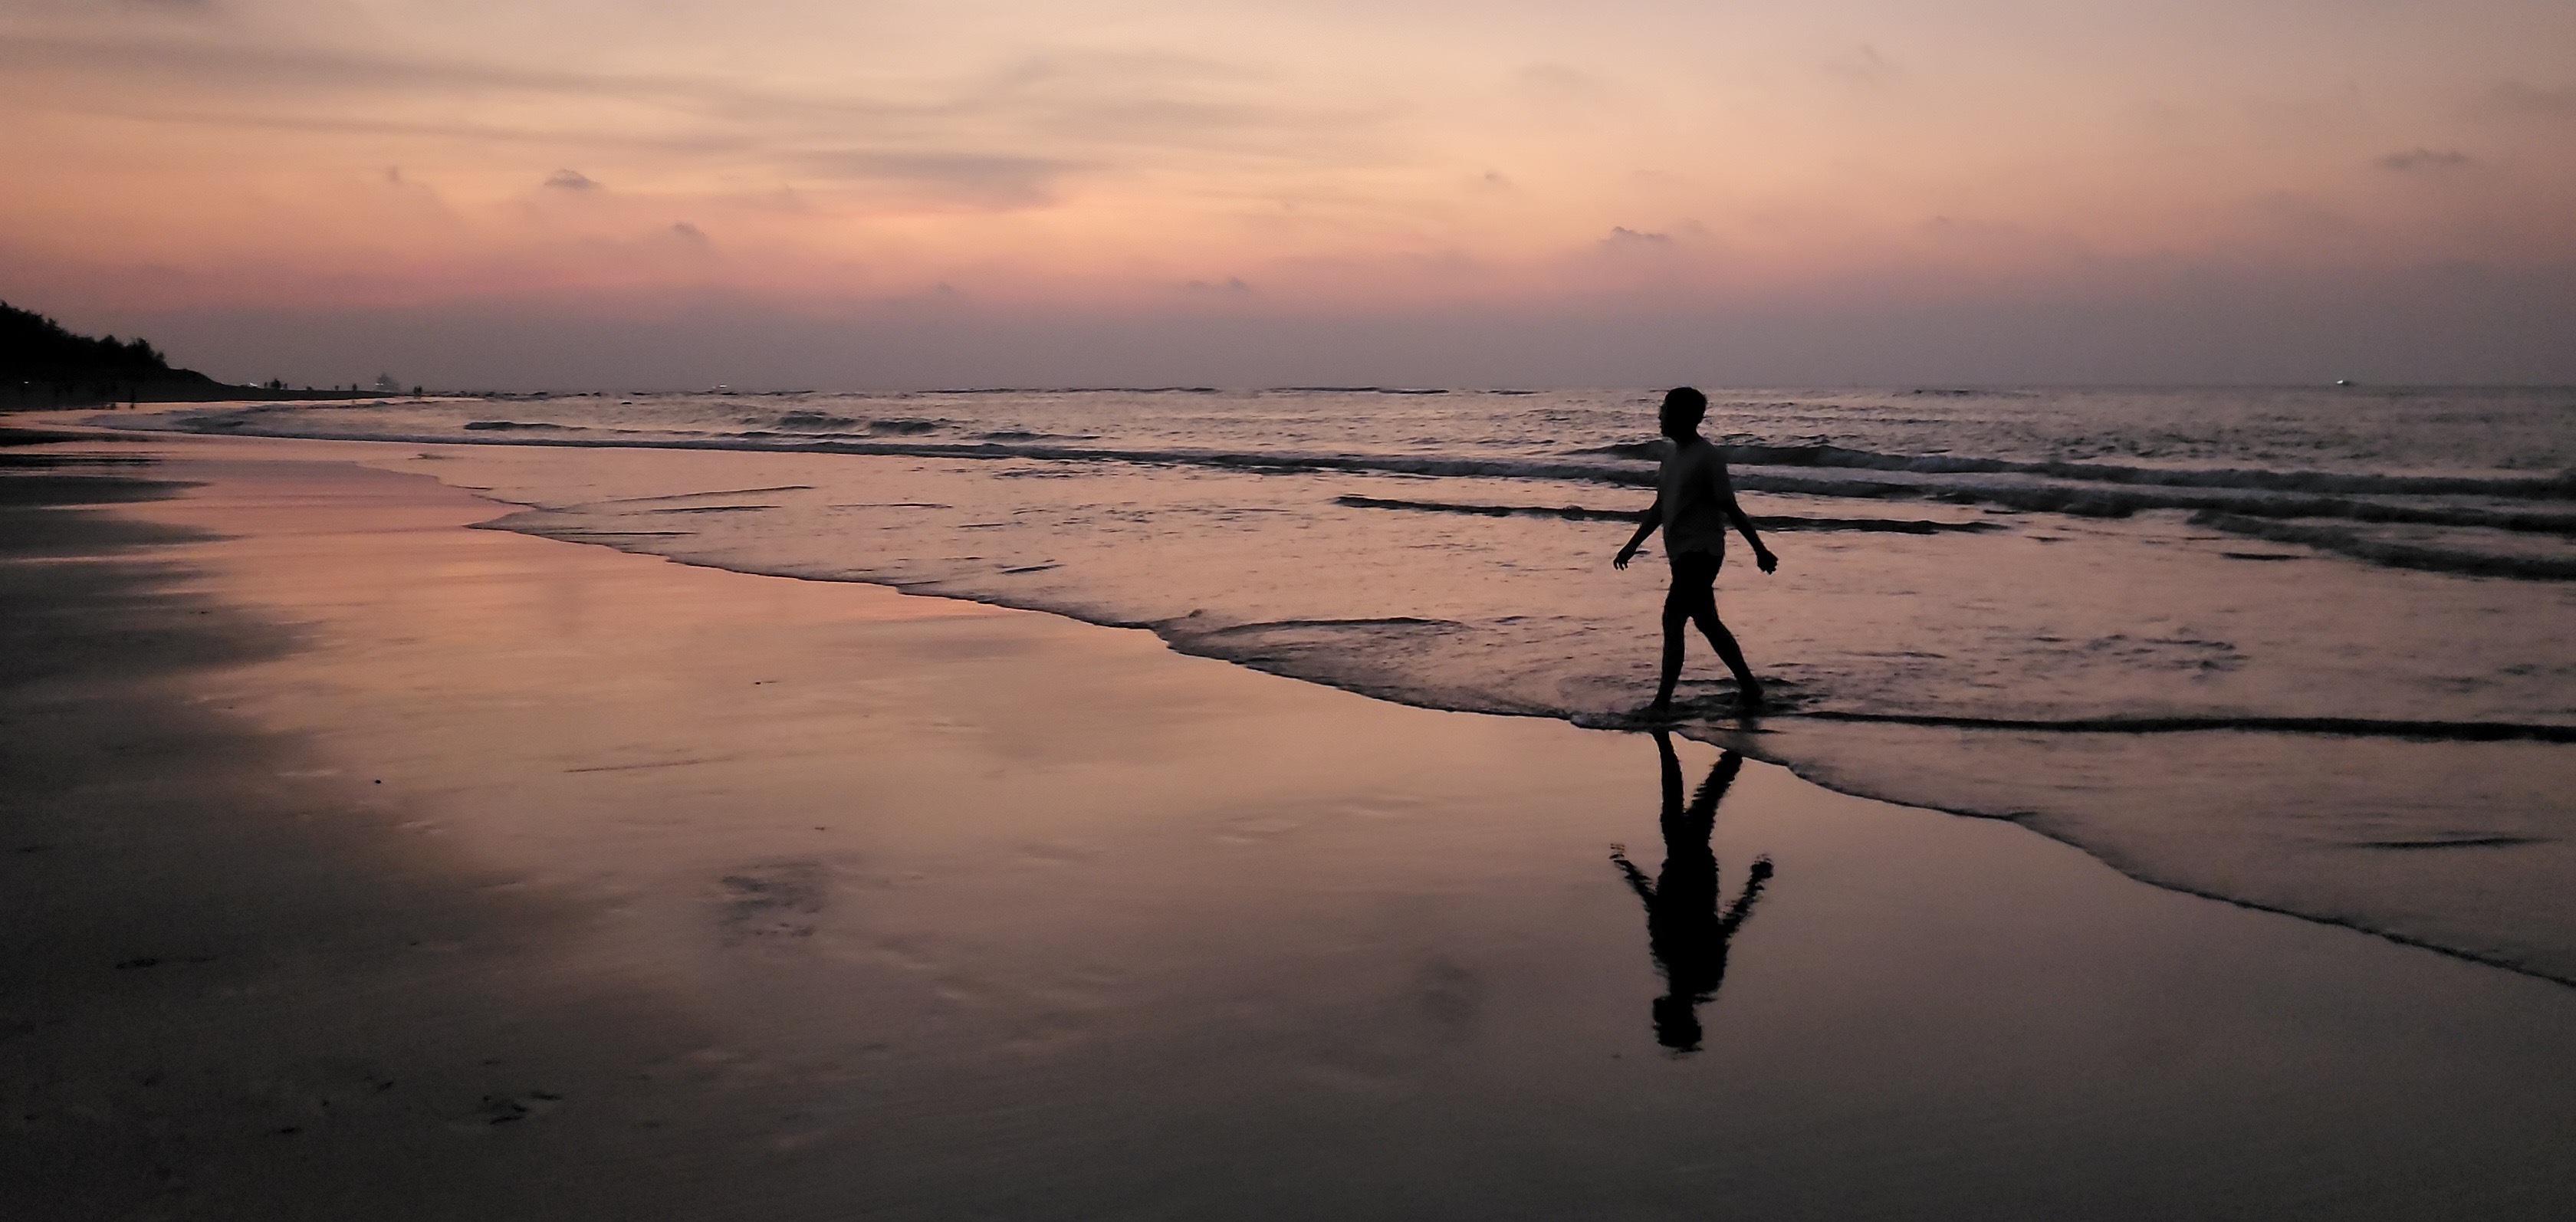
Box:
[1733,682,1768,709]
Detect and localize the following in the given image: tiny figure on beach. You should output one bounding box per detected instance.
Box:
[1613,386,1778,715]
[1612,731,1773,1053]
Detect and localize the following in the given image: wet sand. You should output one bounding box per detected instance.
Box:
[5,426,2574,1220]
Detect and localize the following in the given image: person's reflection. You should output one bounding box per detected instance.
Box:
[1611,730,1773,1053]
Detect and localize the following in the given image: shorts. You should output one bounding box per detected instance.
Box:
[1667,550,1723,586]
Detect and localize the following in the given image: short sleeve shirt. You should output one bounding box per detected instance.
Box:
[1658,439,1732,558]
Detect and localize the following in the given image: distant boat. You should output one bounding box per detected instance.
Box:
[2334,379,2353,386]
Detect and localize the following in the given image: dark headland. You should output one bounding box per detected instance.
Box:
[2,301,389,409]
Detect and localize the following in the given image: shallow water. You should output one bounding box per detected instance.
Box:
[26,444,2567,1221]
[104,389,2576,981]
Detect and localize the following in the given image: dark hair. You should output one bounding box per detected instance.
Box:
[1661,386,1707,427]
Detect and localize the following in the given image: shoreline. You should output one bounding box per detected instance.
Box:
[80,413,2576,990]
[34,415,2576,990]
[4,388,399,412]
[7,425,2574,1217]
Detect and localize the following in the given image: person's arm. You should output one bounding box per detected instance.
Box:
[1608,847,1655,900]
[1612,501,1660,570]
[1717,857,1774,929]
[1712,460,1777,574]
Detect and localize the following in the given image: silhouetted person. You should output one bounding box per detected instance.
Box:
[1611,731,1772,1053]
[1614,386,1776,714]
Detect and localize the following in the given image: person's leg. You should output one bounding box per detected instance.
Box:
[1678,559,1763,704]
[1652,584,1690,712]
[1690,605,1761,699]
[1656,554,1721,711]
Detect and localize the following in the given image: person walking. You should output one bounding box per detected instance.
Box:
[1612,386,1777,714]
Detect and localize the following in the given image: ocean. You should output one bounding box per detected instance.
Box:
[112,385,2576,985]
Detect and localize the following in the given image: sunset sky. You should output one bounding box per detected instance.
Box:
[5,0,2572,386]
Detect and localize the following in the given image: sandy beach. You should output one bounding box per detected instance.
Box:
[6,423,2575,1220]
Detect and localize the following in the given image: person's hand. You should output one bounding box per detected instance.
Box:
[1614,546,1635,570]
[1756,548,1778,574]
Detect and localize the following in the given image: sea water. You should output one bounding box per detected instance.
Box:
[117,386,2576,984]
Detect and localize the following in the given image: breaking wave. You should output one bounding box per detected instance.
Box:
[2192,512,2576,581]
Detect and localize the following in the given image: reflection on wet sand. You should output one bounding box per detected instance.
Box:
[12,438,2574,1219]
[1612,730,1773,1053]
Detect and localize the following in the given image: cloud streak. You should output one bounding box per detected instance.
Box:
[792,151,1084,209]
[0,28,1388,177]
[2375,149,2473,172]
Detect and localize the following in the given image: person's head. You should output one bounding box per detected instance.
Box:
[1652,993,1704,1052]
[1658,386,1707,440]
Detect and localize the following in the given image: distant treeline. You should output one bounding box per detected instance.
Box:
[1,301,379,409]
[2,301,199,382]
